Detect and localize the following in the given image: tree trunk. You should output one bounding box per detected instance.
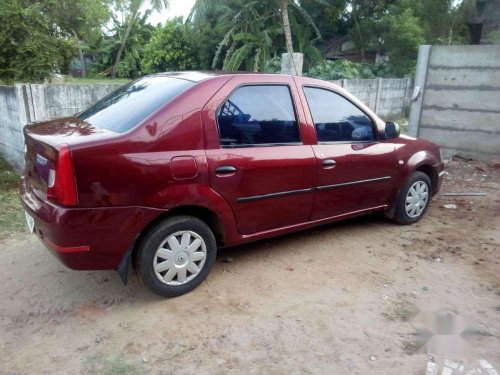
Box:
[465,0,484,46]
[280,0,293,54]
[447,27,454,45]
[447,16,455,45]
[352,9,366,62]
[72,30,86,78]
[467,22,483,45]
[112,14,135,77]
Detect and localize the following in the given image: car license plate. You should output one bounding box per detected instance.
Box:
[25,211,35,233]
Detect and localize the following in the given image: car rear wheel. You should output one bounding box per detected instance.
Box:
[136,216,217,297]
[393,171,432,225]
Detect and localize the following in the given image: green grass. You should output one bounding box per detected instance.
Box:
[0,158,25,240]
[381,299,417,322]
[84,354,144,375]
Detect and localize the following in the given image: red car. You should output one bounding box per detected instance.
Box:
[20,72,444,297]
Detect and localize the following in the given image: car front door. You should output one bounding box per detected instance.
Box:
[203,76,316,235]
[297,83,397,221]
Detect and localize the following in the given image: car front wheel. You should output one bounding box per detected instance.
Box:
[136,216,217,297]
[393,171,432,225]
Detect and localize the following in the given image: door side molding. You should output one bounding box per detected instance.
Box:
[317,176,391,191]
[237,188,314,203]
[236,176,391,203]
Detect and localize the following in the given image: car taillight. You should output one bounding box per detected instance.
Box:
[47,144,77,206]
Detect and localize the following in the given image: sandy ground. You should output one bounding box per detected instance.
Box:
[0,158,499,375]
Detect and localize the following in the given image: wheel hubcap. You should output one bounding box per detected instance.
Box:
[153,230,207,286]
[405,180,429,218]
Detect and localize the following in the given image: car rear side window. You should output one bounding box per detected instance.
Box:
[304,87,376,143]
[78,76,195,133]
[217,85,300,147]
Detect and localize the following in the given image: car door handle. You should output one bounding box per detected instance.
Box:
[215,165,237,174]
[322,159,337,168]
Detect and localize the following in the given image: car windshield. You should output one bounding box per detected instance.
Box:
[77,76,195,133]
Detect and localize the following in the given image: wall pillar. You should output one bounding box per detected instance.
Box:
[408,45,432,137]
[281,53,303,76]
[374,78,382,114]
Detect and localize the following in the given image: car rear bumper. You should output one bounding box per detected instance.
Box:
[19,174,164,270]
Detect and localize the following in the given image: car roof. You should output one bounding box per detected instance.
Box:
[151,71,294,83]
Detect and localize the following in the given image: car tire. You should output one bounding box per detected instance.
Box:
[136,216,217,297]
[393,171,432,225]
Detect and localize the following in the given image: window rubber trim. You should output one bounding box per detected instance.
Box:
[215,83,303,148]
[301,84,380,144]
[221,142,303,149]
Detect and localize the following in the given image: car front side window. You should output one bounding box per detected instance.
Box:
[217,85,301,147]
[304,87,376,143]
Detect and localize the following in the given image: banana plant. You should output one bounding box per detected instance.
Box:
[90,10,153,77]
[111,0,169,77]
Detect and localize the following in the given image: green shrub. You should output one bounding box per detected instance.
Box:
[263,56,282,73]
[306,60,376,80]
[142,18,198,74]
[0,0,72,83]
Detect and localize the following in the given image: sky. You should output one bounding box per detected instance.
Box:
[147,0,197,26]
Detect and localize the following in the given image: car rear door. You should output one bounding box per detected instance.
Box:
[296,80,397,220]
[202,75,316,235]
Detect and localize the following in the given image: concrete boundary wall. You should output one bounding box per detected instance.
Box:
[328,78,413,119]
[0,78,412,170]
[0,83,122,170]
[24,83,123,123]
[0,85,26,170]
[409,45,500,161]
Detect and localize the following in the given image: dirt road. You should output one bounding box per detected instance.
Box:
[1,158,499,374]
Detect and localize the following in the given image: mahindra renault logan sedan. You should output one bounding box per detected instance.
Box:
[20,72,444,297]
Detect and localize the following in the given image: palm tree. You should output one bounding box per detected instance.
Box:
[280,0,293,54]
[111,0,169,77]
[190,0,322,71]
[223,18,281,71]
[203,1,281,71]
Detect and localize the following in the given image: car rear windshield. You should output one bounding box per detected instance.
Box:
[77,76,195,133]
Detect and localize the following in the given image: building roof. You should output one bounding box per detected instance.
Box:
[319,35,352,59]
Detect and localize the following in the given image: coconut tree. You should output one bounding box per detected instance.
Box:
[91,10,154,77]
[201,0,281,71]
[222,17,282,71]
[280,0,293,54]
[190,0,323,71]
[111,0,169,77]
[278,0,325,54]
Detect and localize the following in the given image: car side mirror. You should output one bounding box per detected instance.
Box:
[384,121,400,139]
